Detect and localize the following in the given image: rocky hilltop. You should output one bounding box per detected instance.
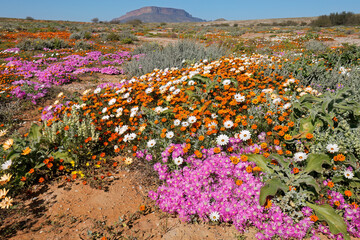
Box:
[112,6,205,23]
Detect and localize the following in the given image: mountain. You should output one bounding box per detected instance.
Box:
[112,6,205,23]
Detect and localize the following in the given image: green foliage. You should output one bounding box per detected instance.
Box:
[42,107,100,165]
[74,40,94,50]
[126,19,142,27]
[70,31,92,40]
[16,38,70,50]
[307,203,350,240]
[305,40,328,53]
[125,40,229,76]
[102,31,137,43]
[291,88,360,134]
[311,11,360,27]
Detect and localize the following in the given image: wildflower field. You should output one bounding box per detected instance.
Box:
[1,18,360,239]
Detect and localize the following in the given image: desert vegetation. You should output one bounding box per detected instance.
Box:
[0,15,360,239]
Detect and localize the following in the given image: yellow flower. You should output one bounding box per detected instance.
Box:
[0,174,12,185]
[0,129,7,137]
[124,157,133,165]
[1,196,13,209]
[284,134,292,140]
[21,147,31,155]
[3,139,13,150]
[0,188,9,199]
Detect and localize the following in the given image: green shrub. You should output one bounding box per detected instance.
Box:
[74,40,93,50]
[70,31,92,40]
[305,40,328,52]
[16,38,70,50]
[125,40,229,76]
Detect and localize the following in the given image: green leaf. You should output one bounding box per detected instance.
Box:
[29,124,41,141]
[51,151,73,163]
[332,175,344,183]
[246,154,273,174]
[296,175,320,193]
[34,162,45,169]
[304,153,331,174]
[7,150,20,161]
[306,203,350,240]
[350,181,360,189]
[299,117,315,136]
[346,153,358,169]
[259,177,288,205]
[269,153,290,168]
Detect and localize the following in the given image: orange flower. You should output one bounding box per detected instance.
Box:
[246,166,252,173]
[59,165,64,171]
[230,156,240,165]
[235,179,243,186]
[214,147,221,153]
[20,176,26,182]
[139,205,146,211]
[293,167,299,174]
[198,135,204,141]
[64,125,69,131]
[333,154,345,162]
[28,169,34,174]
[310,215,318,222]
[327,181,334,188]
[240,155,248,162]
[39,177,45,183]
[21,147,31,155]
[306,133,313,139]
[100,152,106,158]
[344,190,352,197]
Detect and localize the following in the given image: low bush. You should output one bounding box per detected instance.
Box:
[125,40,229,76]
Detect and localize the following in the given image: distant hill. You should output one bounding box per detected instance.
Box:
[112,6,205,23]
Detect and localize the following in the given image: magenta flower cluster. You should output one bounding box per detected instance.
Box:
[11,80,51,104]
[0,49,140,104]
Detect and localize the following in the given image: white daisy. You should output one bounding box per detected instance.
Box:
[108,98,117,106]
[118,125,128,135]
[174,157,183,165]
[1,160,12,170]
[222,79,231,86]
[102,107,108,114]
[211,113,218,119]
[145,87,153,94]
[166,131,174,139]
[188,116,197,124]
[116,107,123,114]
[94,87,102,94]
[188,80,195,86]
[326,144,339,153]
[344,170,354,179]
[154,106,164,114]
[209,211,220,221]
[234,94,245,103]
[101,115,110,120]
[224,120,234,129]
[147,140,156,148]
[239,130,251,141]
[174,119,181,126]
[216,134,229,146]
[273,98,282,104]
[283,103,292,110]
[182,121,189,127]
[172,89,181,95]
[294,152,307,162]
[129,133,136,140]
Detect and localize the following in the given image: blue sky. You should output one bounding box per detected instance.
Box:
[1,0,359,22]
